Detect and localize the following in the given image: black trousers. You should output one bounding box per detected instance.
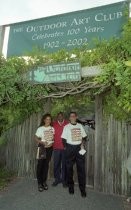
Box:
[65,143,86,192]
[37,146,53,185]
[53,149,67,184]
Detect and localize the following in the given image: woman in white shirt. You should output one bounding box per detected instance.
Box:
[35,113,54,192]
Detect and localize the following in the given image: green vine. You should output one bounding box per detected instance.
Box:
[0,17,131,134]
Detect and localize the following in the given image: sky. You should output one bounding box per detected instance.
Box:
[0,0,125,25]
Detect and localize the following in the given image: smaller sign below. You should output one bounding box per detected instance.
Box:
[27,62,81,84]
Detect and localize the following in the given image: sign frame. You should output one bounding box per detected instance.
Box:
[7,1,128,57]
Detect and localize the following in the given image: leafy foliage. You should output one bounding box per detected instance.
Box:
[95,18,131,120]
[51,94,94,118]
[0,167,15,190]
[0,17,131,134]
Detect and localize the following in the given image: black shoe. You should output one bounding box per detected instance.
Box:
[52,181,60,187]
[69,187,74,194]
[43,183,48,190]
[38,184,43,192]
[81,191,87,198]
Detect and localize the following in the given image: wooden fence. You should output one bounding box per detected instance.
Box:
[94,96,131,195]
[0,144,6,167]
[95,115,131,195]
[1,107,131,195]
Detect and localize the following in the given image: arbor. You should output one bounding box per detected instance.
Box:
[0,18,131,134]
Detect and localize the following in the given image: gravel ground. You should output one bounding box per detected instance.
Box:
[0,178,124,210]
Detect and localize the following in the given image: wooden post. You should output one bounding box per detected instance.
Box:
[43,98,52,113]
[0,25,6,167]
[0,26,5,54]
[94,94,103,191]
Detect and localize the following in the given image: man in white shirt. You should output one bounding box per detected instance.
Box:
[61,112,87,197]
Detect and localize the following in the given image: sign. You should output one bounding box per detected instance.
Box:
[7,1,127,57]
[27,62,81,83]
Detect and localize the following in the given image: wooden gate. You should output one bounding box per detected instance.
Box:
[1,96,131,195]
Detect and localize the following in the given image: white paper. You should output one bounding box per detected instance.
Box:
[47,141,54,145]
[79,148,86,155]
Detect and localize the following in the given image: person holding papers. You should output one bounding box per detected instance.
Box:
[35,113,54,192]
[61,112,87,197]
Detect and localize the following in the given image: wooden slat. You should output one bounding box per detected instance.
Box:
[94,95,103,191]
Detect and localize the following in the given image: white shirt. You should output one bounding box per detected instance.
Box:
[35,126,54,145]
[61,123,87,145]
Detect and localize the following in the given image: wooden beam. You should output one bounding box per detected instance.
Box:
[0,26,5,54]
[81,66,101,77]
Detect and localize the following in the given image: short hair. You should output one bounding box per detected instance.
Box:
[69,111,77,116]
[57,112,64,116]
